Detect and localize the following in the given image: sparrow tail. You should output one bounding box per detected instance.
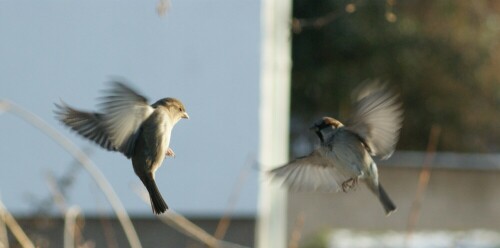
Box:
[378,183,396,215]
[143,176,168,214]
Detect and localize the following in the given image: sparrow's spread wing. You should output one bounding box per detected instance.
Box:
[99,81,154,158]
[270,148,355,192]
[346,82,403,159]
[55,103,117,151]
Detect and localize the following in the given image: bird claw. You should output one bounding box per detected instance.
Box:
[166,148,175,158]
[342,178,358,192]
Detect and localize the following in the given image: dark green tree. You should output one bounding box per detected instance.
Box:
[291,0,500,155]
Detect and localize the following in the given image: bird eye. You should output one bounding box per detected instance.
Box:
[179,107,182,112]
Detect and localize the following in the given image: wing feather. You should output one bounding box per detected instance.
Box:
[99,81,154,158]
[54,103,116,151]
[55,81,155,158]
[270,149,353,192]
[346,82,403,159]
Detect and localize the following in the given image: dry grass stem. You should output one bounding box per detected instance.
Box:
[214,157,255,241]
[0,199,35,248]
[64,206,81,248]
[405,124,442,245]
[135,189,249,248]
[288,212,305,248]
[45,172,69,213]
[0,204,8,248]
[0,100,141,248]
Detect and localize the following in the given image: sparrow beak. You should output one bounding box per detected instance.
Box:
[182,112,190,119]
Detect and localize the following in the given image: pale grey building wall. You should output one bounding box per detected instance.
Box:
[287,152,500,243]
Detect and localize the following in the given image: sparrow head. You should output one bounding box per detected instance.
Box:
[310,117,344,131]
[310,117,344,143]
[153,97,189,120]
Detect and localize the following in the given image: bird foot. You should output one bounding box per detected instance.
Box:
[166,148,175,158]
[342,178,358,192]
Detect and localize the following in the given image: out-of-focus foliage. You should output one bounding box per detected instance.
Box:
[291,0,500,154]
[300,230,329,248]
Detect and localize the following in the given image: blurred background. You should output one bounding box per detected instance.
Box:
[288,1,500,248]
[290,0,499,154]
[0,0,499,248]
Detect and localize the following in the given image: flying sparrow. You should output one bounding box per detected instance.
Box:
[55,81,189,214]
[271,82,403,215]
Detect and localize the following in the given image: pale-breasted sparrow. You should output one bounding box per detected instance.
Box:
[271,82,403,215]
[55,81,189,214]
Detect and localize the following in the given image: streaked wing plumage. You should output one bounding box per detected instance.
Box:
[270,149,353,192]
[99,82,154,157]
[55,103,116,151]
[346,82,403,159]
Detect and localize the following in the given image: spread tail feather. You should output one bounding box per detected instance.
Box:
[143,177,168,214]
[378,184,396,215]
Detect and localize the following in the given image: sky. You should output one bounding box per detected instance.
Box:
[0,0,261,216]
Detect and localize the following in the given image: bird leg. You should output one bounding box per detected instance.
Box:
[342,178,358,192]
[166,147,175,158]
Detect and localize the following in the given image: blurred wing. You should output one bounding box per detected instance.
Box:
[346,82,403,159]
[270,149,353,192]
[99,81,154,157]
[55,103,117,151]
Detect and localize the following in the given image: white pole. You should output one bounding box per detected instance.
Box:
[256,0,292,247]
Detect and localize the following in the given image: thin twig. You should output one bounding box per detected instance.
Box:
[292,12,341,34]
[292,3,357,33]
[33,148,91,215]
[134,189,250,248]
[95,195,119,248]
[157,0,171,16]
[0,199,35,248]
[46,171,93,248]
[288,212,305,248]
[0,100,142,248]
[45,171,69,213]
[405,124,441,246]
[213,156,255,241]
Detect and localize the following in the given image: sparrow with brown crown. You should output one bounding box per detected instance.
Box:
[271,82,403,215]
